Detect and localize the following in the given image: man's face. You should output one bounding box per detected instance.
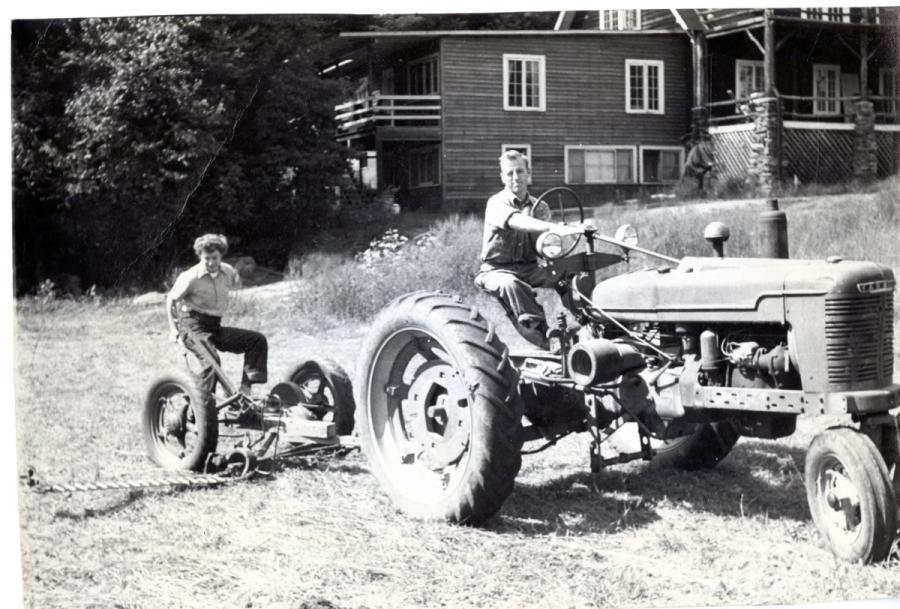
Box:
[500,158,530,200]
[200,249,223,274]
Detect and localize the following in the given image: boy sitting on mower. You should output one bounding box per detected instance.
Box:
[166,233,268,396]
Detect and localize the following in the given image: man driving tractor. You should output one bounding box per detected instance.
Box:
[166,233,268,396]
[475,150,581,349]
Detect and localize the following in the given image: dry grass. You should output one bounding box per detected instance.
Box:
[14,188,900,608]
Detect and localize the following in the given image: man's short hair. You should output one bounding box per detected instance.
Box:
[193,233,228,256]
[499,149,530,171]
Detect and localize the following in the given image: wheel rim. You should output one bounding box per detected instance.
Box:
[815,455,864,547]
[365,327,473,504]
[290,367,338,422]
[149,382,200,464]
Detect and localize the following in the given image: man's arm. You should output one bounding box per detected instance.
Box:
[165,272,191,342]
[508,212,585,235]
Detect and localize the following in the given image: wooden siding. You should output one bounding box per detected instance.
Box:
[641,10,679,31]
[440,34,691,207]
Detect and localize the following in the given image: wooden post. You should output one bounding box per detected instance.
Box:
[764,8,776,95]
[860,9,871,98]
[693,32,708,108]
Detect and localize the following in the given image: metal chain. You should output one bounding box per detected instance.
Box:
[20,468,238,494]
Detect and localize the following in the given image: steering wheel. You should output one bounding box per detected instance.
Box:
[534,186,585,225]
[533,186,586,259]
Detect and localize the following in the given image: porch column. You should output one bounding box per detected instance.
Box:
[763,8,776,95]
[690,32,709,144]
[748,93,782,196]
[853,100,877,182]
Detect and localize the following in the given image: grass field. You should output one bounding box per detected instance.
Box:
[15,188,900,608]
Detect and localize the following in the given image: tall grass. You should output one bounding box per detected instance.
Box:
[289,182,899,324]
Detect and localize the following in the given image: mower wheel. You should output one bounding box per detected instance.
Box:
[652,421,740,470]
[805,426,897,564]
[143,372,218,471]
[355,291,523,524]
[286,359,355,435]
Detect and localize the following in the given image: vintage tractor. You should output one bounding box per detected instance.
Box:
[354,188,899,564]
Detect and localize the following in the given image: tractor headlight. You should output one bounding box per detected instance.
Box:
[614,224,638,247]
[537,232,564,259]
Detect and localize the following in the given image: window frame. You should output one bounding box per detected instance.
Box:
[734,59,765,100]
[625,59,665,115]
[408,145,441,189]
[407,53,440,96]
[501,143,533,183]
[502,53,547,112]
[599,9,641,30]
[639,145,685,184]
[564,145,637,185]
[813,63,841,116]
[801,7,851,22]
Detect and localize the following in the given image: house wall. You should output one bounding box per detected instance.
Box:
[439,33,692,211]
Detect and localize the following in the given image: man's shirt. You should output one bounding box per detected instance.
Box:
[479,188,551,269]
[169,262,240,318]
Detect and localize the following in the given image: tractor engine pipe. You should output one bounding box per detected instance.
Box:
[567,339,644,386]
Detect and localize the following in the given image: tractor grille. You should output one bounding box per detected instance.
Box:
[825,292,894,388]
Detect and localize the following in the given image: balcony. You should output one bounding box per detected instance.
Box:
[334,94,441,143]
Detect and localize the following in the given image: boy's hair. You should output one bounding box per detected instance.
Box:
[193,233,229,256]
[499,149,530,171]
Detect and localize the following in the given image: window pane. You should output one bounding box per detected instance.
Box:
[568,149,585,183]
[508,60,522,107]
[642,149,660,182]
[616,149,632,182]
[630,65,644,110]
[525,60,539,107]
[647,65,659,110]
[624,10,638,29]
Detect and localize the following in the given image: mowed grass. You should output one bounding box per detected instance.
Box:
[15,186,900,608]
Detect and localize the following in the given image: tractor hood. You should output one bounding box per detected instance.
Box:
[591,256,895,324]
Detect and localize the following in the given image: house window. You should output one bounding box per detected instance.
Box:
[735,59,765,100]
[409,146,440,188]
[625,60,664,114]
[801,7,851,22]
[600,10,641,30]
[879,68,899,114]
[501,144,533,183]
[503,54,546,111]
[408,54,439,95]
[813,63,841,116]
[565,146,636,184]
[640,146,683,184]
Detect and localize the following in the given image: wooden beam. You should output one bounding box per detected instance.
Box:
[860,32,869,97]
[693,32,708,107]
[764,9,776,95]
[745,29,765,55]
[775,31,796,51]
[834,33,861,59]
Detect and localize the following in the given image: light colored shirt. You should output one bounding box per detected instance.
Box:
[169,261,240,318]
[479,188,551,269]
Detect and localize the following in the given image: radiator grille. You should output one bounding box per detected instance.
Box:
[825,292,894,388]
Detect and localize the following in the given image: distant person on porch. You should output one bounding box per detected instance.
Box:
[166,233,268,397]
[474,150,580,349]
[684,133,715,193]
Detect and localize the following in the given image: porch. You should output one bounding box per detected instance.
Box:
[334,94,442,145]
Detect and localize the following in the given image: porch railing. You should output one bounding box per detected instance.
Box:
[334,94,441,133]
[706,94,899,126]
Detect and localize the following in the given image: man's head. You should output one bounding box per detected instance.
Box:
[499,150,531,200]
[193,233,228,274]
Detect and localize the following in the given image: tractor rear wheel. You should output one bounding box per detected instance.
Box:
[286,359,356,435]
[355,291,523,524]
[653,421,741,470]
[143,372,218,471]
[805,426,896,564]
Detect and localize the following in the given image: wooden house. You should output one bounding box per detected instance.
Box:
[324,9,899,210]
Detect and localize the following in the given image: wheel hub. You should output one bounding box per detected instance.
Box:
[823,466,862,531]
[162,394,189,438]
[401,363,470,470]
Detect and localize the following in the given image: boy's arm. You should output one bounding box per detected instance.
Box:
[165,273,191,342]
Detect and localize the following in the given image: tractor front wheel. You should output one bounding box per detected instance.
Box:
[805,426,897,564]
[355,291,523,524]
